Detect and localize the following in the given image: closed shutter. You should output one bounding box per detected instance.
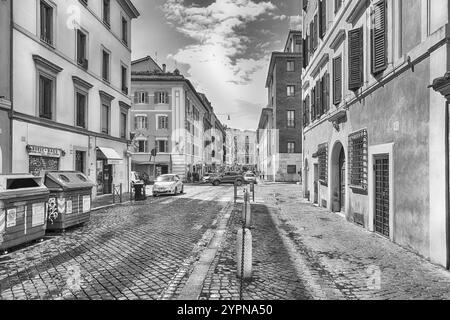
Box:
[313,15,318,50]
[348,27,364,91]
[134,116,138,129]
[371,0,387,74]
[166,92,170,105]
[306,95,310,126]
[145,117,149,129]
[323,73,330,113]
[133,91,139,104]
[333,56,342,105]
[311,87,316,120]
[145,92,149,104]
[158,116,162,129]
[319,0,327,39]
[303,99,307,127]
[154,92,158,104]
[303,38,308,69]
[316,79,322,119]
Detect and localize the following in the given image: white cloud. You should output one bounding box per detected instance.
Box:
[289,15,302,30]
[162,0,277,129]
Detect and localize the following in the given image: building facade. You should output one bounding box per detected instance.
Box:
[257,30,303,182]
[130,58,225,181]
[0,0,12,175]
[225,128,258,171]
[302,0,450,268]
[11,0,139,197]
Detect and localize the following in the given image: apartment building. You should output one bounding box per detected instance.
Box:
[225,128,258,170]
[302,0,450,268]
[257,30,303,182]
[0,0,12,175]
[130,58,224,180]
[10,0,139,197]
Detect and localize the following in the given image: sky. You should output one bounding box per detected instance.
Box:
[131,0,302,131]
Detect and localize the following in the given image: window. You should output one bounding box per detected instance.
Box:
[287,110,295,128]
[321,72,330,115]
[287,142,295,154]
[137,140,148,153]
[348,27,364,91]
[333,56,342,105]
[75,92,87,128]
[311,87,316,121]
[287,85,295,97]
[39,75,53,120]
[103,0,111,27]
[121,65,128,94]
[120,111,127,139]
[158,116,169,130]
[371,0,388,75]
[287,60,295,72]
[40,1,53,45]
[319,0,327,39]
[102,49,110,82]
[122,17,128,45]
[287,165,297,174]
[335,0,343,13]
[134,91,149,104]
[75,151,86,174]
[101,104,109,134]
[77,29,88,69]
[348,129,368,190]
[318,143,328,185]
[157,140,169,153]
[303,95,310,127]
[155,92,169,104]
[134,116,148,130]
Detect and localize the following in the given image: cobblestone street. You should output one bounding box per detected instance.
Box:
[0,185,234,300]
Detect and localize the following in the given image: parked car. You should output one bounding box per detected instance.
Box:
[152,174,184,196]
[202,173,212,183]
[211,172,244,186]
[243,172,257,184]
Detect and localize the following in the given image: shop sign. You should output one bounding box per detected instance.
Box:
[27,145,63,158]
[107,159,123,165]
[32,203,45,227]
[6,208,16,228]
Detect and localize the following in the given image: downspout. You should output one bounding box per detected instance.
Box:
[9,0,13,174]
[446,101,449,270]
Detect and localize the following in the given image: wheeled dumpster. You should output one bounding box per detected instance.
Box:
[0,174,50,253]
[43,171,94,232]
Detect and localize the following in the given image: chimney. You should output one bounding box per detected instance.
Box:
[162,64,166,73]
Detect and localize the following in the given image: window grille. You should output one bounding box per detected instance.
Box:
[318,143,328,186]
[348,129,368,190]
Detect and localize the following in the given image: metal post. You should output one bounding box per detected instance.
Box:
[250,182,255,202]
[234,181,238,204]
[112,185,115,204]
[120,183,123,203]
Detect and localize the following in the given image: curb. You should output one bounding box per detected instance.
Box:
[91,201,131,213]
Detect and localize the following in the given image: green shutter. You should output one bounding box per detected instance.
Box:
[371,0,388,74]
[348,27,364,91]
[333,56,342,105]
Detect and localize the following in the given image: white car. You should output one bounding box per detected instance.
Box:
[152,174,184,196]
[244,172,257,184]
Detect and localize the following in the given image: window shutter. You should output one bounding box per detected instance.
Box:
[134,116,138,129]
[319,0,327,39]
[313,15,318,50]
[306,95,310,126]
[166,92,170,105]
[303,38,308,69]
[154,92,158,104]
[311,87,316,120]
[333,56,342,105]
[309,22,314,54]
[303,100,307,127]
[316,79,322,118]
[371,0,387,74]
[324,72,330,113]
[133,91,139,104]
[145,92,149,104]
[348,27,364,91]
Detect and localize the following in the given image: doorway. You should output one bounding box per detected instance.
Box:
[374,155,390,237]
[339,148,346,212]
[313,164,319,204]
[331,142,345,213]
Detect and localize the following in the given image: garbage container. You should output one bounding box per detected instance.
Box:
[43,171,94,232]
[133,183,146,201]
[0,174,50,253]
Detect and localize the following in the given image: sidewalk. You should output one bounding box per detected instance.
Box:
[256,183,450,300]
[91,192,132,211]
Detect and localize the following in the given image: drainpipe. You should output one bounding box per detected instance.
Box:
[446,101,450,270]
[9,0,13,174]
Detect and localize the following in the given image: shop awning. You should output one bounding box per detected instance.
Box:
[97,147,123,165]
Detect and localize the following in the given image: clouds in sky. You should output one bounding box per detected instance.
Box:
[159,0,300,130]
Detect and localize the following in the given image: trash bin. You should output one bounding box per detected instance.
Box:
[0,174,50,253]
[43,171,94,232]
[133,183,146,201]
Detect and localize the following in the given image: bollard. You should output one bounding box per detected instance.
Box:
[234,181,238,204]
[241,192,251,228]
[236,228,252,279]
[250,182,255,202]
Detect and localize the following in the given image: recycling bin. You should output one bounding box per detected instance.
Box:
[43,171,95,232]
[0,174,50,253]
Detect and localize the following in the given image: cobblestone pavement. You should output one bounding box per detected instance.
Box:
[199,192,312,300]
[257,183,450,300]
[0,185,234,300]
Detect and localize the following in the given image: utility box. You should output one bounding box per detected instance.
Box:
[43,171,94,232]
[0,174,50,253]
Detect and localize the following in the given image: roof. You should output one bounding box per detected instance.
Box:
[283,30,302,52]
[257,108,273,130]
[132,55,163,73]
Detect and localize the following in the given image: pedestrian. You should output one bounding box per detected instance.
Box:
[187,171,192,183]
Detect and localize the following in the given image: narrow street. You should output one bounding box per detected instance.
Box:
[2,183,450,300]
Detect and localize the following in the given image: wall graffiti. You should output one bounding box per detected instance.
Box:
[47,198,58,224]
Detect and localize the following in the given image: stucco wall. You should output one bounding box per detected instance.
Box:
[0,0,11,100]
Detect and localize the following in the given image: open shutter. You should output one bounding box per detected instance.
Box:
[303,38,308,69]
[319,0,327,39]
[348,27,364,91]
[316,79,322,118]
[311,87,316,121]
[134,116,138,129]
[371,0,387,74]
[133,91,139,104]
[324,72,330,113]
[313,15,318,51]
[144,92,149,104]
[306,95,310,126]
[303,99,307,127]
[333,56,342,105]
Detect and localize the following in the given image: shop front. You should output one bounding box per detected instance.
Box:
[26,145,65,176]
[96,147,123,195]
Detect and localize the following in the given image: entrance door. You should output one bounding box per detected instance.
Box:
[374,156,390,237]
[314,164,319,204]
[339,148,346,211]
[103,164,113,194]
